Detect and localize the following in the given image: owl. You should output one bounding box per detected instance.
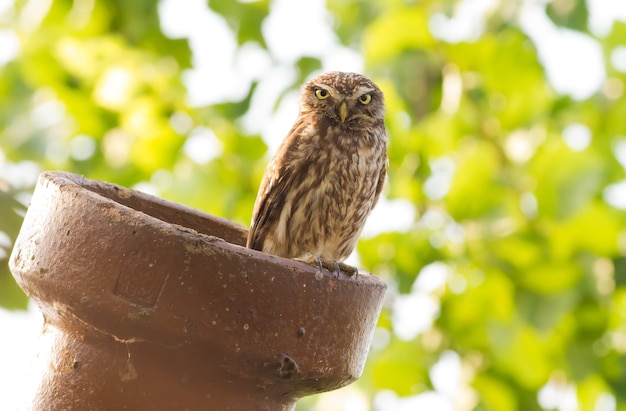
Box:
[246,71,387,276]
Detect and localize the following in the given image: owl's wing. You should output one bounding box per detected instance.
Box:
[246,127,303,252]
[373,159,387,205]
[247,164,281,250]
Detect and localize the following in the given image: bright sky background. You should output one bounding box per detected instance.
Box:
[1,0,626,410]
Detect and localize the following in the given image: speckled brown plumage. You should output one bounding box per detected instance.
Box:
[247,71,387,273]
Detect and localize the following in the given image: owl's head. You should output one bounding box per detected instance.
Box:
[300,71,385,129]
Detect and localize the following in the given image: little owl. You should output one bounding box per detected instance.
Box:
[247,71,387,276]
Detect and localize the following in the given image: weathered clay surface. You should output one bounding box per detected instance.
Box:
[9,171,387,410]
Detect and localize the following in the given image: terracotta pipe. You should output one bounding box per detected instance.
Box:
[9,171,387,410]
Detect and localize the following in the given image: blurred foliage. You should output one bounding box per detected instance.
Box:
[1,0,626,410]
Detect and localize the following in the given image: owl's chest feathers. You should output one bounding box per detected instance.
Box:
[282,122,385,257]
[295,124,384,200]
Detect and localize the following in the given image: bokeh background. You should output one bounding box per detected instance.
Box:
[2,0,626,409]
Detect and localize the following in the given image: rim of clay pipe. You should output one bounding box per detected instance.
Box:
[10,170,387,397]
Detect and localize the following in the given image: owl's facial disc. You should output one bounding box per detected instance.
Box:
[308,79,381,126]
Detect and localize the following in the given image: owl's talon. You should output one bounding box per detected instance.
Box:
[314,257,324,275]
[295,257,358,278]
[295,256,324,275]
[320,259,358,278]
[338,261,359,277]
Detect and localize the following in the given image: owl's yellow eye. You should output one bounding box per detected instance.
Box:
[359,94,372,105]
[315,89,330,99]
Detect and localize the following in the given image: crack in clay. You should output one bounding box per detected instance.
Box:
[51,302,187,349]
[119,343,138,382]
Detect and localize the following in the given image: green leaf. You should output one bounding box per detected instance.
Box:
[368,337,432,395]
[208,0,270,47]
[363,7,434,64]
[446,139,508,221]
[474,372,519,411]
[546,0,589,32]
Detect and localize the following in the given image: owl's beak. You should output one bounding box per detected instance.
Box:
[339,102,348,123]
